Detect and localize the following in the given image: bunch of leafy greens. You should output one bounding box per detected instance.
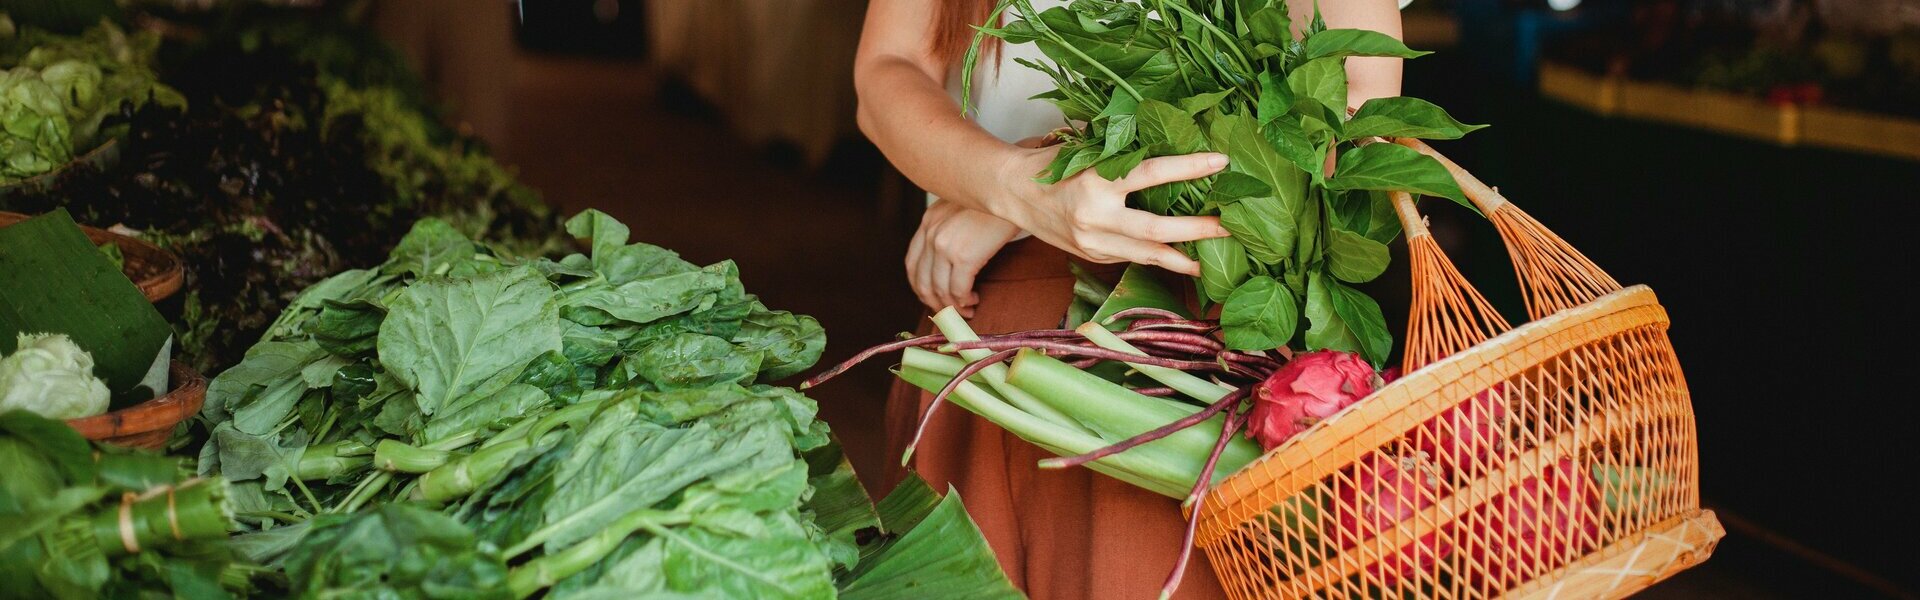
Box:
[0,12,561,372]
[199,211,1017,599]
[971,0,1485,364]
[0,411,254,599]
[0,16,182,182]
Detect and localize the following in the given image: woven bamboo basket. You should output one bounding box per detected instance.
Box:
[0,210,184,303]
[64,361,205,451]
[1194,140,1721,599]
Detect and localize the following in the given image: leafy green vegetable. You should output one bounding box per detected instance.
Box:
[0,411,248,599]
[201,211,1008,599]
[0,19,182,183]
[969,0,1487,364]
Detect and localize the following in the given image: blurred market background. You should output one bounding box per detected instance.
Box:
[3,0,1914,597]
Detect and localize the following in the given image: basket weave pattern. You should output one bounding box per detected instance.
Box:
[1194,142,1719,599]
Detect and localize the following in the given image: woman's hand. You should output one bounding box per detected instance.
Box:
[990,150,1233,276]
[906,200,1023,317]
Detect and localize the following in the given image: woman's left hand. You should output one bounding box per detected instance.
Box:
[906,199,1022,318]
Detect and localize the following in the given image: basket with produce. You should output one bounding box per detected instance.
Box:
[1,209,196,450]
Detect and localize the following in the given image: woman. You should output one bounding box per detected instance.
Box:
[853,2,1406,597]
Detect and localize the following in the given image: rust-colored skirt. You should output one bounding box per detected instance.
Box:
[883,238,1228,600]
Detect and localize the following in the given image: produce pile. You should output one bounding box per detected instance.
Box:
[0,16,180,182]
[0,13,562,372]
[193,211,1015,598]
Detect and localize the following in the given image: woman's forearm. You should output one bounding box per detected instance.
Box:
[1289,0,1405,107]
[855,55,1032,219]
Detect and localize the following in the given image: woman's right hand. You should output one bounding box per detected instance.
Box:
[991,149,1233,276]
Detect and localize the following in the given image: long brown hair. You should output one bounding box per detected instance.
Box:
[932,0,1001,68]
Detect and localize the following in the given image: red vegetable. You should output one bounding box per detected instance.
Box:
[1411,384,1511,479]
[1459,458,1602,588]
[1247,350,1381,450]
[1331,454,1454,588]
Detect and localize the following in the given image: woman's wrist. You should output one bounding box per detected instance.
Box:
[987,145,1046,229]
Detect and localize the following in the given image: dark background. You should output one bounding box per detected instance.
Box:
[448,0,1918,597]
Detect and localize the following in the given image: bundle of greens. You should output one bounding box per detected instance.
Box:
[0,16,182,182]
[1,15,561,371]
[0,411,251,599]
[970,0,1484,365]
[200,212,1016,599]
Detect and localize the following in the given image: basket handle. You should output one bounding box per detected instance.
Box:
[1395,138,1508,214]
[1387,188,1514,372]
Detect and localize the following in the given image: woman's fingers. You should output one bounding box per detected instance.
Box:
[944,258,981,319]
[1113,237,1203,276]
[1107,210,1229,244]
[1113,152,1228,193]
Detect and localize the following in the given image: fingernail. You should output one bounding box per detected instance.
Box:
[1207,153,1229,169]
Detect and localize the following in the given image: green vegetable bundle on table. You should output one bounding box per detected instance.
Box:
[200,211,1018,599]
[1,410,251,599]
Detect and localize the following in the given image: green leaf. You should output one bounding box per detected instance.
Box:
[1365,190,1404,245]
[1194,237,1250,303]
[1255,71,1292,124]
[1100,113,1136,158]
[309,300,385,357]
[1344,97,1488,140]
[1201,171,1273,206]
[1302,29,1431,60]
[1219,199,1296,265]
[1220,276,1299,351]
[1326,229,1390,283]
[1328,281,1394,365]
[382,218,476,277]
[1093,147,1148,181]
[1135,98,1205,155]
[1261,116,1320,176]
[285,504,511,599]
[1060,145,1103,181]
[561,268,729,326]
[378,266,562,416]
[625,334,762,390]
[1206,113,1307,215]
[1178,90,1233,116]
[1287,57,1347,116]
[1327,143,1468,207]
[1304,271,1361,354]
[837,477,1022,600]
[731,309,826,380]
[1245,7,1293,46]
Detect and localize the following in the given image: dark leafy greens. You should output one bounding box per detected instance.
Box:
[973,0,1485,364]
[0,14,561,371]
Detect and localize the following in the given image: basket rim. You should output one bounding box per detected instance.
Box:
[65,360,206,440]
[0,209,184,302]
[1197,285,1672,542]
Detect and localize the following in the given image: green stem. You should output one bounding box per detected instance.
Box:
[1003,350,1261,484]
[507,509,682,598]
[929,308,1094,436]
[373,440,456,473]
[897,352,1192,498]
[1162,0,1254,74]
[415,437,531,503]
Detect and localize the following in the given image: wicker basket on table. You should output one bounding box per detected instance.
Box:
[1194,140,1722,599]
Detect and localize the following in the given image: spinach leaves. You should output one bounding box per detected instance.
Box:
[971,0,1486,364]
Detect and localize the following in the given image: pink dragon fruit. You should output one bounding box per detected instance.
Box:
[1247,350,1383,450]
[1413,384,1511,479]
[1331,454,1455,589]
[1458,458,1602,590]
